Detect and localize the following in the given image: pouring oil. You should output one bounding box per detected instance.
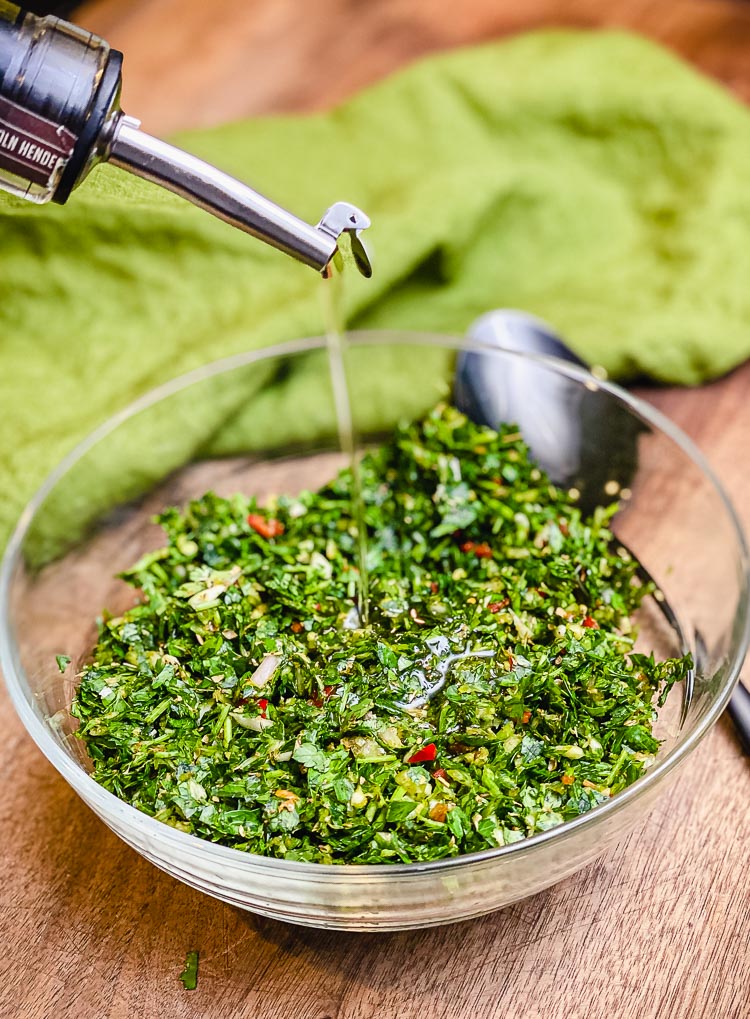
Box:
[322,247,370,625]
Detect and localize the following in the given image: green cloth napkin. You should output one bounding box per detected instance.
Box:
[3,29,750,553]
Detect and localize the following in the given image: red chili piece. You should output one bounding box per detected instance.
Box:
[433,768,449,782]
[521,709,532,724]
[408,743,438,764]
[258,698,269,718]
[487,599,510,613]
[290,621,304,634]
[582,616,598,629]
[312,685,336,708]
[473,543,493,559]
[460,540,475,553]
[247,513,285,539]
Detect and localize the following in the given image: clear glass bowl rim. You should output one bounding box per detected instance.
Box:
[2,329,748,878]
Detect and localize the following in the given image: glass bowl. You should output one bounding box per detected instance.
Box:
[2,331,748,931]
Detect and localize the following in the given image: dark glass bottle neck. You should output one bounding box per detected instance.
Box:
[0,3,121,202]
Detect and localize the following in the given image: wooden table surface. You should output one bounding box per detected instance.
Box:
[3,2,750,1017]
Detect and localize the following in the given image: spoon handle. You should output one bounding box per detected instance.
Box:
[727,680,750,754]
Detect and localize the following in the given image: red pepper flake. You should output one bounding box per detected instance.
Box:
[473,543,493,559]
[460,540,475,553]
[433,768,449,782]
[407,743,437,764]
[290,621,304,634]
[312,685,335,708]
[314,603,322,611]
[247,513,285,539]
[487,599,510,614]
[561,773,575,786]
[258,698,269,718]
[521,709,532,724]
[430,581,439,594]
[582,616,598,629]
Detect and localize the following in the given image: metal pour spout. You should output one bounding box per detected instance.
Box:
[110,115,372,275]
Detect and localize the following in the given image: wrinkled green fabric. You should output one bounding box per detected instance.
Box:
[3,29,750,552]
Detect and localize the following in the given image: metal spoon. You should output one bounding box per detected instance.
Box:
[453,309,749,751]
[454,310,644,516]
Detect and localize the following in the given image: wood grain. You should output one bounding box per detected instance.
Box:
[75,0,750,134]
[2,2,750,1018]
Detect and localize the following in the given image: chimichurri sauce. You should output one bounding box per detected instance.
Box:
[71,404,691,864]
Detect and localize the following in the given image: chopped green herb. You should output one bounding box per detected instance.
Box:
[70,403,691,864]
[179,950,199,991]
[55,654,71,674]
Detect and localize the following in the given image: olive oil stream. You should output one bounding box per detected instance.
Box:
[321,258,496,690]
[322,256,370,625]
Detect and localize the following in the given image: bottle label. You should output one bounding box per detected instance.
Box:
[0,96,77,190]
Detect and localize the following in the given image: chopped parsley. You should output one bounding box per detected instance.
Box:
[70,403,691,864]
[179,950,199,991]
